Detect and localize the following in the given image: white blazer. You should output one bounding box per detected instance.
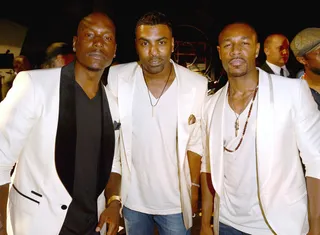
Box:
[200,68,320,235]
[107,60,208,229]
[0,65,120,235]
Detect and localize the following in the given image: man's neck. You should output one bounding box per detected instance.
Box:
[74,63,103,99]
[142,64,173,82]
[228,70,259,95]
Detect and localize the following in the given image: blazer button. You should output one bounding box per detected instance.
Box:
[61,205,68,210]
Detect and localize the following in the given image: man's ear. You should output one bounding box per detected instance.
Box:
[114,44,117,58]
[72,36,77,52]
[171,37,175,53]
[296,56,307,66]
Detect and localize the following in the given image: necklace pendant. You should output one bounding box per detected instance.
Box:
[235,118,239,137]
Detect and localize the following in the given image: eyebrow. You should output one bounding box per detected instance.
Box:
[137,36,168,41]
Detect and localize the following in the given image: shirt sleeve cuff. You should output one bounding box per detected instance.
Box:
[0,167,12,185]
[305,161,320,180]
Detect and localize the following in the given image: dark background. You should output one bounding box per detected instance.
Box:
[2,0,319,77]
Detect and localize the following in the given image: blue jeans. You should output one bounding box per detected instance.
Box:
[219,222,251,235]
[123,206,191,235]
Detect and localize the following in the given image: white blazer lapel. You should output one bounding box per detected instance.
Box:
[118,64,140,172]
[209,84,228,196]
[256,70,275,192]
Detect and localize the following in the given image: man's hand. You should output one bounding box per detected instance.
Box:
[96,201,121,235]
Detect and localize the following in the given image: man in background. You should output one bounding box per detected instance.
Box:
[260,33,293,77]
[291,27,320,110]
[1,55,31,100]
[41,42,75,68]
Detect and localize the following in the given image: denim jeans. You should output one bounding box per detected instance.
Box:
[219,222,251,235]
[123,206,191,235]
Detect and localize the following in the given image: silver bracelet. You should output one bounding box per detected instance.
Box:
[191,182,200,188]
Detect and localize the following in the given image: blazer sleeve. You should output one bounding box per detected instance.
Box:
[0,71,38,185]
[294,79,320,179]
[188,95,211,173]
[105,86,121,175]
[187,77,207,158]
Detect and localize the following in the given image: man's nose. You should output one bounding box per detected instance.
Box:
[150,46,159,56]
[280,48,289,56]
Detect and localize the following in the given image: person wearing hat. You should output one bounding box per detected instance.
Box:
[291,27,320,110]
[42,42,75,69]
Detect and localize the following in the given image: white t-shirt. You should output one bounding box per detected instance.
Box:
[221,97,273,234]
[125,74,181,215]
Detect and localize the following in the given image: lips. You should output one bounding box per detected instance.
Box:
[149,58,162,66]
[229,58,245,66]
[88,51,106,60]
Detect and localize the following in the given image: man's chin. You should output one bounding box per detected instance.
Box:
[87,66,102,72]
[146,64,164,74]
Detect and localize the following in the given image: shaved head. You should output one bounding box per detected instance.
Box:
[77,12,116,36]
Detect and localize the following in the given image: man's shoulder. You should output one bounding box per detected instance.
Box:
[268,71,303,88]
[109,61,138,73]
[207,86,224,101]
[22,67,61,79]
[17,67,61,84]
[175,63,208,86]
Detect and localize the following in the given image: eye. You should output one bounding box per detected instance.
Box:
[159,40,166,45]
[141,41,148,46]
[104,35,113,42]
[85,32,94,39]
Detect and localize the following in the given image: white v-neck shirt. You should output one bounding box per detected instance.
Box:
[125,74,181,214]
[221,97,272,234]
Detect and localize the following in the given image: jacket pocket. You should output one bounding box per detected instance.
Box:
[9,184,42,217]
[8,185,42,234]
[12,184,41,204]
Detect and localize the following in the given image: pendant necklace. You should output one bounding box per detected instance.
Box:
[144,64,173,117]
[228,86,257,137]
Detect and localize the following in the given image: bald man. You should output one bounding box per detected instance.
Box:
[0,12,121,235]
[260,33,293,78]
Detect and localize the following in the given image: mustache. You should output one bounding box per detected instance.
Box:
[87,50,107,58]
[229,57,246,63]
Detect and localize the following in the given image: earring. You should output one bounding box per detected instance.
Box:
[73,47,76,52]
